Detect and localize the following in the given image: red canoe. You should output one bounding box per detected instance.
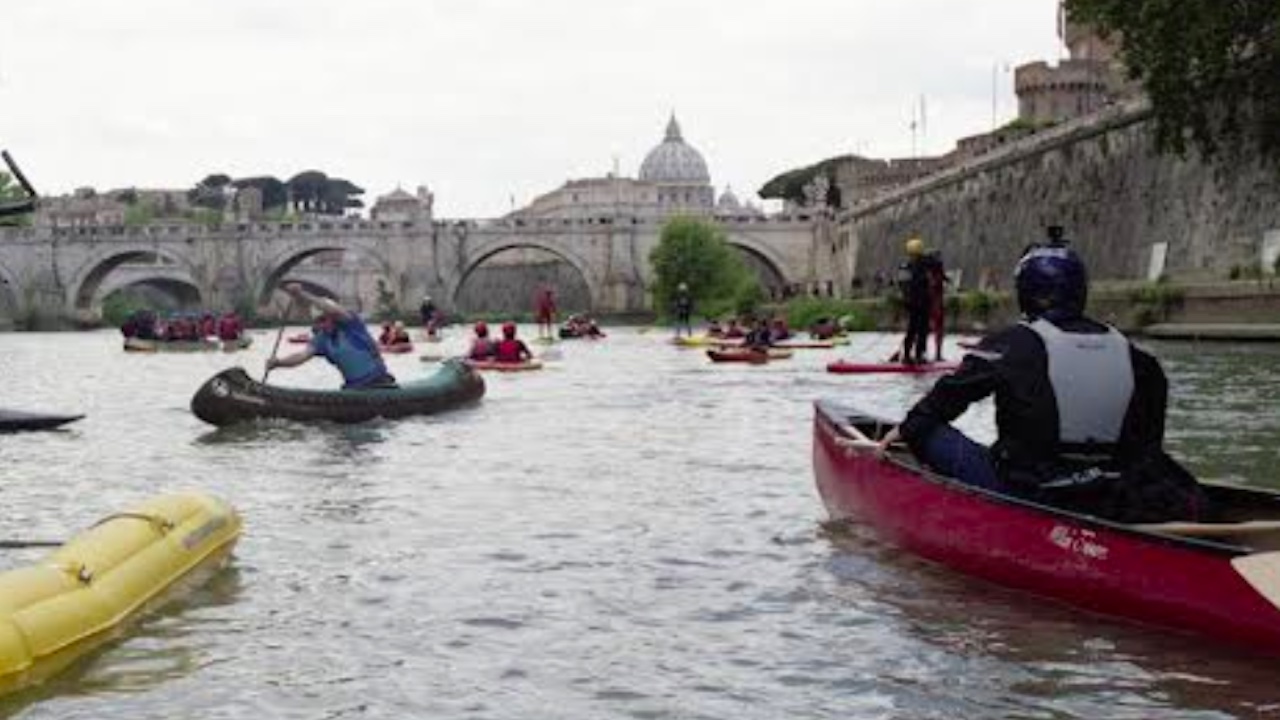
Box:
[827,360,959,375]
[812,400,1280,656]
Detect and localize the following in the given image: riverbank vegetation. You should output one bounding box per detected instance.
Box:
[650,217,763,321]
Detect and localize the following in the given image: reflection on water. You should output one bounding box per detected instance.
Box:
[0,329,1276,718]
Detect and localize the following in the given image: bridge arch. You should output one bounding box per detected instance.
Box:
[723,233,793,291]
[256,242,393,307]
[96,265,203,306]
[448,237,600,312]
[67,247,199,311]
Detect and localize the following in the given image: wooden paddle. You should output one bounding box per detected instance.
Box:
[0,539,62,549]
[1232,552,1280,612]
[262,295,297,383]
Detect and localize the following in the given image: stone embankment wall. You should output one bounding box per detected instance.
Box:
[842,101,1280,292]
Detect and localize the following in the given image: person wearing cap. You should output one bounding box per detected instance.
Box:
[267,283,397,389]
[493,322,533,364]
[876,228,1203,522]
[895,237,932,364]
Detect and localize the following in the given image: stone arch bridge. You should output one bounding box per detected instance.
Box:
[0,213,833,326]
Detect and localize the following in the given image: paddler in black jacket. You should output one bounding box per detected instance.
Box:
[896,237,932,365]
[877,229,1204,523]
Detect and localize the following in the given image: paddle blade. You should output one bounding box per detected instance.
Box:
[1232,552,1280,612]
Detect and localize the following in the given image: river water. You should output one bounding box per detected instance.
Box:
[0,329,1277,719]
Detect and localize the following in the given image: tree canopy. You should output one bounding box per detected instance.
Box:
[1067,0,1280,159]
[286,171,364,215]
[758,156,845,207]
[649,216,759,319]
[0,171,33,226]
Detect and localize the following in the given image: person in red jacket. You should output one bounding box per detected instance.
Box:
[493,322,532,363]
[535,286,557,340]
[468,322,495,360]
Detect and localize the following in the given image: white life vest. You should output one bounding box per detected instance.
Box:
[1024,318,1134,448]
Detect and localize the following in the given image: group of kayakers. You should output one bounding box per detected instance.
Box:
[705,315,795,346]
[261,227,1202,524]
[121,309,245,343]
[466,321,533,364]
[560,314,605,339]
[378,321,413,348]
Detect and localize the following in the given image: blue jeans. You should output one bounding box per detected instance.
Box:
[918,425,1001,491]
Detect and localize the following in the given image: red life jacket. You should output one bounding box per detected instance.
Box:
[469,338,494,360]
[494,338,526,363]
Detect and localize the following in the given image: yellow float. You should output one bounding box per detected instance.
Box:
[0,492,241,697]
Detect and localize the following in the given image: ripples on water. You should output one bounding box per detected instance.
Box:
[0,330,1276,719]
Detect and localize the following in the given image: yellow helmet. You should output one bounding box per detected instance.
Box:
[905,237,925,256]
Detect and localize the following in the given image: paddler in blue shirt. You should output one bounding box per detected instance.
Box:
[266,283,398,389]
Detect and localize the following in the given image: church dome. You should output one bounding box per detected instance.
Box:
[716,185,741,211]
[639,115,711,185]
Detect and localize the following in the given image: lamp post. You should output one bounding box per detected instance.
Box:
[991,61,1012,130]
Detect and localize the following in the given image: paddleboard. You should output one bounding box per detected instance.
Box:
[826,360,959,375]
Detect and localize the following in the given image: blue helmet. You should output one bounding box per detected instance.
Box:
[1014,243,1087,319]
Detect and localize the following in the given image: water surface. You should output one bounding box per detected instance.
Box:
[0,329,1276,719]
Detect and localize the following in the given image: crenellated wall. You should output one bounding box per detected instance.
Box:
[840,100,1280,292]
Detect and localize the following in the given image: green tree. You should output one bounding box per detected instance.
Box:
[233,176,288,211]
[1067,0,1280,158]
[649,216,758,319]
[188,173,232,210]
[0,171,32,226]
[759,157,845,206]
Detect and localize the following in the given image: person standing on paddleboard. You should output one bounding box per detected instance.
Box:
[895,238,932,365]
[535,285,558,340]
[876,228,1204,523]
[266,284,397,390]
[673,283,694,338]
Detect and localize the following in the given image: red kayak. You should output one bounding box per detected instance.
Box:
[813,400,1280,657]
[380,343,414,355]
[286,333,311,344]
[774,341,836,350]
[827,360,959,375]
[707,349,767,364]
[467,359,544,372]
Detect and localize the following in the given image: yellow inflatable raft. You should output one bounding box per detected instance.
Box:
[0,492,241,697]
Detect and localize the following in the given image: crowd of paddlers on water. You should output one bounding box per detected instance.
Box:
[119,309,247,343]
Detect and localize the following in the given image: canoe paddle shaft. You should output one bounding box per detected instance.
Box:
[263,295,297,383]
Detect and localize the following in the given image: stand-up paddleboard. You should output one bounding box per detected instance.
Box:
[826,360,959,375]
[0,409,85,433]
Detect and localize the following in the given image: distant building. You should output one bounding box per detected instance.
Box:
[36,188,126,228]
[512,114,736,221]
[370,186,434,224]
[1013,7,1135,126]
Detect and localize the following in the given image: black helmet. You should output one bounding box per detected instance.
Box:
[1014,239,1087,320]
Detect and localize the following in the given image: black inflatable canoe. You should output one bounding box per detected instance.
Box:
[0,409,84,433]
[190,359,486,427]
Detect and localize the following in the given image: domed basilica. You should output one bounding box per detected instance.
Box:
[513,115,761,221]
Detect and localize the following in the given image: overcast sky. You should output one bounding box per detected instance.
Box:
[0,0,1064,218]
